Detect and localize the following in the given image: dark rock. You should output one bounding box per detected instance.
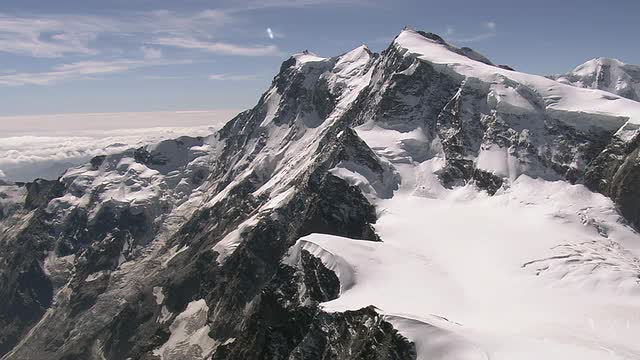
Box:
[585,135,640,228]
[24,179,65,210]
[415,31,445,44]
[290,306,416,360]
[473,169,504,195]
[90,155,107,170]
[0,211,54,356]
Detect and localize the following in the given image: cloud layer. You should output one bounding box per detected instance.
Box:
[208,73,259,81]
[0,110,238,181]
[151,37,282,56]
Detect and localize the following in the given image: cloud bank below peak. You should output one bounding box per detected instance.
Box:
[0,110,238,182]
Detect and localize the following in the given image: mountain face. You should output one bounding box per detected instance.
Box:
[2,29,640,360]
[551,57,640,102]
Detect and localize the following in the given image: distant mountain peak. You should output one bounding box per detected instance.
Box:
[551,57,640,102]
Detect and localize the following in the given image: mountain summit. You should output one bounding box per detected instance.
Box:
[2,29,640,359]
[551,57,640,102]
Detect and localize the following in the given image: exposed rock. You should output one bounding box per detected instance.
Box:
[585,135,640,227]
[24,179,65,210]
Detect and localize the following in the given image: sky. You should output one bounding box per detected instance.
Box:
[0,0,638,117]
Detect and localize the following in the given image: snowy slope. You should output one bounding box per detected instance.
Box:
[291,173,640,359]
[551,57,640,103]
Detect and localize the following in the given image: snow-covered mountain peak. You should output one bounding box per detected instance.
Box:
[394,29,640,139]
[291,50,328,65]
[573,57,626,75]
[551,56,640,103]
[289,45,372,72]
[336,44,371,64]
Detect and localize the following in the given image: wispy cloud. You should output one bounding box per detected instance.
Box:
[448,21,497,43]
[0,10,235,59]
[0,14,114,58]
[54,60,139,74]
[142,75,187,80]
[141,46,163,60]
[225,0,373,12]
[0,58,191,87]
[209,73,259,81]
[152,37,282,56]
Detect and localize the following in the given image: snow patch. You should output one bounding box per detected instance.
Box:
[329,160,398,199]
[162,245,189,267]
[153,286,165,305]
[85,271,107,283]
[212,216,259,265]
[475,145,520,182]
[153,299,216,360]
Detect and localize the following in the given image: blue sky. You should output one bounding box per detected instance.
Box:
[0,0,638,116]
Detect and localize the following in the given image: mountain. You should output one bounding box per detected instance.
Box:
[550,57,640,102]
[2,29,640,359]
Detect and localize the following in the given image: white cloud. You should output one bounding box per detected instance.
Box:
[54,60,139,74]
[0,58,192,87]
[449,21,497,43]
[141,46,163,60]
[266,27,274,40]
[152,37,282,56]
[142,75,187,80]
[0,110,239,181]
[209,73,258,81]
[0,169,5,178]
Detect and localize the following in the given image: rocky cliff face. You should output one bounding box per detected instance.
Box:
[2,29,640,359]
